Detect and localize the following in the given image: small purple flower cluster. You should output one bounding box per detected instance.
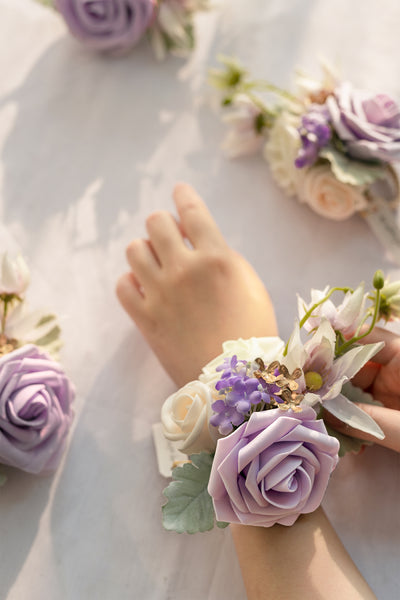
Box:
[210,356,280,435]
[295,107,332,168]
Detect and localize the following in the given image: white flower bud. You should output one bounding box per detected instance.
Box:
[0,253,30,297]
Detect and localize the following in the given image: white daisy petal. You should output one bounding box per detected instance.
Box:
[323,393,385,439]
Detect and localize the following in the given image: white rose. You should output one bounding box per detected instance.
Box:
[298,164,367,220]
[161,381,218,456]
[199,336,285,387]
[0,253,30,296]
[264,111,305,196]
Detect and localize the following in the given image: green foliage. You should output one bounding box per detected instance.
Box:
[31,314,62,359]
[320,147,386,186]
[216,520,229,529]
[162,452,218,534]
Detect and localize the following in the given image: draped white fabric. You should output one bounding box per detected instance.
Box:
[0,1,399,598]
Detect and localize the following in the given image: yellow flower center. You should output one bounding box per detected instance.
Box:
[304,371,324,391]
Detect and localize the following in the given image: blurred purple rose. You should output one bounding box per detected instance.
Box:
[56,0,156,52]
[0,344,75,474]
[208,406,339,527]
[327,82,400,161]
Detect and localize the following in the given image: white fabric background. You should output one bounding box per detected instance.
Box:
[0,0,399,598]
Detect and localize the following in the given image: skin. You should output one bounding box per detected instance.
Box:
[116,182,277,387]
[116,182,379,600]
[326,328,400,452]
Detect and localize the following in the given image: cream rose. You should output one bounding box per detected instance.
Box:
[298,164,367,220]
[161,381,218,456]
[199,337,285,388]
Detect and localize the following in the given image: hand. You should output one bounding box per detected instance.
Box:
[116,183,278,387]
[329,327,400,452]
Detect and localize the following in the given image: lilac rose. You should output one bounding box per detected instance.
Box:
[56,0,156,52]
[327,82,400,161]
[208,406,339,527]
[0,344,75,474]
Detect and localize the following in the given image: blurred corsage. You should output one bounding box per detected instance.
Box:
[37,0,209,59]
[0,253,75,484]
[209,58,400,259]
[159,270,398,533]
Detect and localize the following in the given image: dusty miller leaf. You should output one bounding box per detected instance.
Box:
[320,147,386,186]
[162,452,217,534]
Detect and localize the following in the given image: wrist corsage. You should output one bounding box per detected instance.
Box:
[37,0,209,59]
[209,58,400,258]
[159,270,398,533]
[0,253,75,484]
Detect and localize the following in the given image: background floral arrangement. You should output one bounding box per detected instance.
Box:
[38,0,209,59]
[0,253,75,484]
[210,57,400,221]
[160,270,400,533]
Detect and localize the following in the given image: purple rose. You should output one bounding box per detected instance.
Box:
[208,406,339,527]
[0,344,75,474]
[55,0,156,52]
[327,82,400,161]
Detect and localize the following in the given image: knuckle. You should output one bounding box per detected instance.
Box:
[201,250,232,274]
[167,261,189,286]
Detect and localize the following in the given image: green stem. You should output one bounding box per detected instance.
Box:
[353,308,374,339]
[299,287,352,330]
[335,330,346,355]
[283,287,352,357]
[335,290,381,356]
[245,91,277,118]
[1,299,8,335]
[242,80,300,103]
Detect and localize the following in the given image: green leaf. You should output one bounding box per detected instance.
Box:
[216,521,229,529]
[32,324,61,350]
[319,147,386,186]
[36,314,56,327]
[162,452,217,534]
[29,314,62,359]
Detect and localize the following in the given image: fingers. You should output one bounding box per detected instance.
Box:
[126,238,160,290]
[356,327,400,365]
[116,271,145,321]
[326,403,400,453]
[351,361,381,390]
[145,210,188,266]
[173,182,227,250]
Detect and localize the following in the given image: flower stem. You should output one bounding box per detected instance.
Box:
[335,290,381,356]
[283,287,352,357]
[298,287,352,330]
[1,298,8,335]
[242,80,300,103]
